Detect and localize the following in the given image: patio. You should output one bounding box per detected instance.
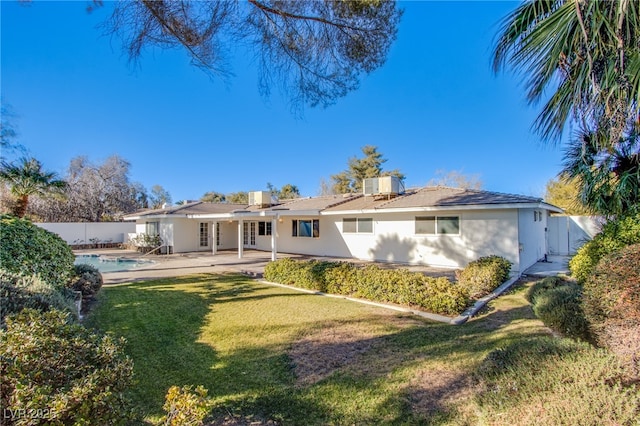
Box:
[80,248,569,285]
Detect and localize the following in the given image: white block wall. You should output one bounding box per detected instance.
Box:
[36,222,136,245]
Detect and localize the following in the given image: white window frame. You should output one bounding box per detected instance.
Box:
[292,219,319,238]
[342,218,374,234]
[258,221,272,236]
[415,216,460,235]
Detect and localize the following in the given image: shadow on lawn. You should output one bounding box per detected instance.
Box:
[88,273,548,425]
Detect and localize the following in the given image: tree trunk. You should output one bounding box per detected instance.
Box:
[14,195,29,218]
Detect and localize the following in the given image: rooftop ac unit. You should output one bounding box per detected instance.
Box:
[248,191,272,207]
[363,176,404,196]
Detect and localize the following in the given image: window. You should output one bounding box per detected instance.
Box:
[342,218,373,233]
[415,216,435,234]
[215,223,220,246]
[145,221,159,236]
[437,216,459,234]
[292,219,319,238]
[199,223,209,247]
[258,221,272,236]
[415,216,459,235]
[343,218,357,233]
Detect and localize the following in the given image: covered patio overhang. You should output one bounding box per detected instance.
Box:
[187,208,321,261]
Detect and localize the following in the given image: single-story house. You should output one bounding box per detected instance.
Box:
[124,177,563,274]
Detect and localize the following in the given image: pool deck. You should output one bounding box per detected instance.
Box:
[77,248,569,285]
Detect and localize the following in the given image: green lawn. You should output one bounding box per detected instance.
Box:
[86,273,632,425]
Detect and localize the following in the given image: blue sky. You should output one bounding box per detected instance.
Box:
[2,1,565,202]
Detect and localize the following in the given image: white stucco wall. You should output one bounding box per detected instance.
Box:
[328,210,521,270]
[216,221,238,250]
[130,206,553,274]
[264,210,522,271]
[517,208,548,272]
[547,215,602,255]
[36,222,135,245]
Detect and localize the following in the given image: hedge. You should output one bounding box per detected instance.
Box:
[455,255,512,298]
[0,309,135,424]
[0,214,75,289]
[582,244,640,372]
[264,259,470,316]
[569,213,640,284]
[0,269,77,327]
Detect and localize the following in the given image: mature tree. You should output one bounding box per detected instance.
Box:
[317,177,335,196]
[493,0,639,143]
[544,173,591,215]
[562,127,639,216]
[227,191,248,204]
[493,0,640,215]
[201,191,226,203]
[331,145,404,193]
[278,183,300,200]
[149,184,172,208]
[267,182,300,200]
[0,157,67,218]
[99,0,402,111]
[427,169,482,189]
[32,155,147,222]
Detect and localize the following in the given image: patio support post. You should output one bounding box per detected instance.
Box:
[237,219,243,259]
[211,221,217,255]
[271,217,277,261]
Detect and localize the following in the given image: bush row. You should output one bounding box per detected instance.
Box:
[455,255,512,298]
[0,309,135,425]
[0,214,75,289]
[265,256,510,316]
[0,215,131,424]
[569,212,640,284]
[0,270,78,327]
[582,243,640,373]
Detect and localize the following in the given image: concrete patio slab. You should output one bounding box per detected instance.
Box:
[77,248,457,285]
[522,255,571,277]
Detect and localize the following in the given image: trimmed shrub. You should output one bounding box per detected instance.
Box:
[0,309,134,425]
[0,269,76,327]
[68,263,104,300]
[526,276,566,303]
[265,259,470,316]
[456,255,512,298]
[264,258,343,291]
[476,337,640,425]
[583,244,640,373]
[0,214,75,288]
[531,282,590,341]
[569,213,640,284]
[162,385,212,426]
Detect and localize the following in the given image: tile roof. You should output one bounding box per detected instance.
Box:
[125,201,248,218]
[126,187,557,219]
[324,186,547,212]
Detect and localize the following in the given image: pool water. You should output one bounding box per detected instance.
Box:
[74,254,155,273]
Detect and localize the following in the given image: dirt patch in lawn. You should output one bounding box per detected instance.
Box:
[288,313,422,387]
[404,366,474,418]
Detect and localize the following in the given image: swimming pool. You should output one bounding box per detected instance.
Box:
[75,254,155,273]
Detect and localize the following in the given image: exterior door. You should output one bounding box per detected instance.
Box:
[199,222,209,249]
[243,221,257,248]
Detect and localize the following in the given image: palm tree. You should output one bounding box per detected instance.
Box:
[493,0,639,143]
[563,123,639,216]
[0,157,67,218]
[493,0,640,215]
